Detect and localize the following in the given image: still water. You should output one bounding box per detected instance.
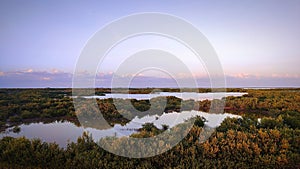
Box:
[0,110,240,148]
[81,92,247,101]
[0,92,246,147]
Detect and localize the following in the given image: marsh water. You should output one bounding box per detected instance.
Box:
[81,92,247,101]
[0,111,240,147]
[0,92,246,147]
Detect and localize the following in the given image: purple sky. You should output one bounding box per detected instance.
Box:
[0,0,300,88]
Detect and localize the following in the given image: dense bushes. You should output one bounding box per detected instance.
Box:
[0,89,76,128]
[0,116,299,168]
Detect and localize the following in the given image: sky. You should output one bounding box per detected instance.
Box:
[0,0,300,88]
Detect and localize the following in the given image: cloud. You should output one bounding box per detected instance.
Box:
[225,74,300,87]
[226,73,263,79]
[24,69,34,73]
[271,73,299,78]
[50,69,62,74]
[41,77,51,81]
[0,70,299,88]
[0,69,72,88]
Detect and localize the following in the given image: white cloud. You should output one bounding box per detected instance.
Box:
[272,73,299,78]
[24,69,34,73]
[41,77,51,81]
[50,69,61,74]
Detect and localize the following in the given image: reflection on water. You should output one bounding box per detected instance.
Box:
[0,110,240,148]
[80,92,247,101]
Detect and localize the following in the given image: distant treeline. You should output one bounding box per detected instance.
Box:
[0,87,249,96]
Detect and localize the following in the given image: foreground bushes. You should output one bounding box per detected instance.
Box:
[1,117,299,169]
